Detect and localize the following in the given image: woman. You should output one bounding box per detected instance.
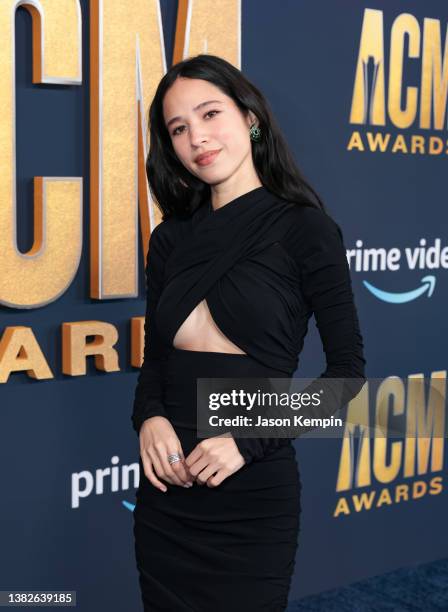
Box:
[131,54,366,611]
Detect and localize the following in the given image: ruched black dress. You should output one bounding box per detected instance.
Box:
[132,186,366,611]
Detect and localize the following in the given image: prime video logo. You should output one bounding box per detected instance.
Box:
[347,238,445,304]
[71,455,138,510]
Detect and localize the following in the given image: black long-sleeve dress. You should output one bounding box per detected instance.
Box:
[132,185,366,611]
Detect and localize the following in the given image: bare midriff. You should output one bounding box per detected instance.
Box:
[172,298,247,354]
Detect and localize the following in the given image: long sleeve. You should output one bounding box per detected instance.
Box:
[131,223,172,435]
[233,207,366,465]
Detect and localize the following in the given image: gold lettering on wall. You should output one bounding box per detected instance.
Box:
[130,316,144,368]
[349,8,386,126]
[336,372,446,495]
[173,0,240,64]
[90,0,166,300]
[374,377,404,483]
[0,326,53,381]
[336,384,371,491]
[62,321,120,375]
[89,0,240,299]
[388,13,420,129]
[0,1,83,308]
[1,1,240,307]
[349,8,448,132]
[404,371,445,476]
[420,18,448,130]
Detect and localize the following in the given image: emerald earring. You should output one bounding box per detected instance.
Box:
[249,123,262,142]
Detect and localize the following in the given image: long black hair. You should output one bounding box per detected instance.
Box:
[146,54,327,220]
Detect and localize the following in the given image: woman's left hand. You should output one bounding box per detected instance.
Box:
[184,433,245,487]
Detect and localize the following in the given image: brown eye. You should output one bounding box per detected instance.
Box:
[171,110,220,137]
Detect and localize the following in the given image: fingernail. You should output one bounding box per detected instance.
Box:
[184,482,193,488]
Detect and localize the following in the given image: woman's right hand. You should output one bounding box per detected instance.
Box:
[139,416,194,492]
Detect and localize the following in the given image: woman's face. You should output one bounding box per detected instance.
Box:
[162,77,256,187]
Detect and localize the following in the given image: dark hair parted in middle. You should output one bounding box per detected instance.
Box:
[146,53,327,220]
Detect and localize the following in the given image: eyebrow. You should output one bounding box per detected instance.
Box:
[165,100,224,128]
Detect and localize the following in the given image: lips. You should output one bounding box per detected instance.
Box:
[195,149,221,166]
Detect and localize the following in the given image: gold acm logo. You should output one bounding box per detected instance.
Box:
[348,8,447,154]
[334,372,445,516]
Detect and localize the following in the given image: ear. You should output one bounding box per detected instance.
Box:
[246,110,259,128]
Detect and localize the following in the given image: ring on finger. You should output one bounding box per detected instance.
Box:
[167,452,182,465]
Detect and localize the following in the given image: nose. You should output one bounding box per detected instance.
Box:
[189,124,208,148]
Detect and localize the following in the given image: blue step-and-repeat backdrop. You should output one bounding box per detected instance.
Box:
[1,1,446,609]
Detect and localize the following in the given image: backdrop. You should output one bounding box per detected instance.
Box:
[1,1,446,610]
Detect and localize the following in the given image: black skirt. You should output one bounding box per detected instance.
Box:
[133,348,302,611]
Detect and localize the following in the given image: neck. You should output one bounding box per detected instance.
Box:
[210,180,263,212]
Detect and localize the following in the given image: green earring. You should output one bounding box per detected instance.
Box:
[249,123,262,142]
